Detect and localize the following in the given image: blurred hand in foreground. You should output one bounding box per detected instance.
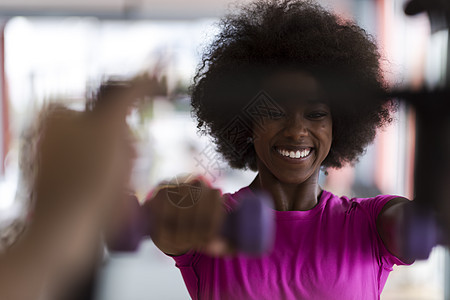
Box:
[0,74,166,300]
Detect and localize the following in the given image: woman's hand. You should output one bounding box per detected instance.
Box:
[144,176,230,256]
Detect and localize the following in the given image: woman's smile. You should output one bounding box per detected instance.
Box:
[274,146,313,161]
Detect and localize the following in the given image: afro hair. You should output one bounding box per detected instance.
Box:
[191,0,395,171]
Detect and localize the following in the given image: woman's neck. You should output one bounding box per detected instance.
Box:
[249,171,322,211]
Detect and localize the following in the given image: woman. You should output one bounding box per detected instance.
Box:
[147,0,413,299]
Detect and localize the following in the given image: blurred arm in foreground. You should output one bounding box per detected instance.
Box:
[0,75,165,300]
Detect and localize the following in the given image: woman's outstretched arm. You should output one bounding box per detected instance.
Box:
[377,197,415,264]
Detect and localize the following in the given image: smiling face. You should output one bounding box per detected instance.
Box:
[252,71,332,185]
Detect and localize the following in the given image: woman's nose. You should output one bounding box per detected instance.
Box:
[283,113,308,139]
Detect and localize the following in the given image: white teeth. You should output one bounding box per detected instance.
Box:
[301,149,311,158]
[277,148,311,159]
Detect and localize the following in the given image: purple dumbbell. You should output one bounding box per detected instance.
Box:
[400,203,445,261]
[221,191,275,255]
[108,191,275,255]
[107,194,150,252]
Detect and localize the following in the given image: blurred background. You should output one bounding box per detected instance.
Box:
[0,0,448,299]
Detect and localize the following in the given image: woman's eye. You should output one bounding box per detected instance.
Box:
[307,112,328,119]
[258,110,286,120]
[269,111,286,120]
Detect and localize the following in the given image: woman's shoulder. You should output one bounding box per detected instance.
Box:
[325,191,405,220]
[325,190,401,204]
[322,190,404,214]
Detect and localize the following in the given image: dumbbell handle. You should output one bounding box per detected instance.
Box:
[108,192,275,255]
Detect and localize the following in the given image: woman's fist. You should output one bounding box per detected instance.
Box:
[144,176,230,256]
